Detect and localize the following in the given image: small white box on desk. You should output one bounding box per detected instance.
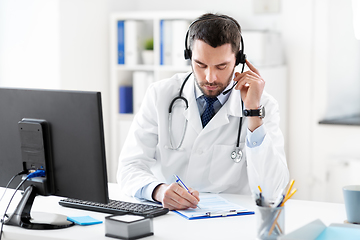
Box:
[241,30,284,67]
[105,214,153,240]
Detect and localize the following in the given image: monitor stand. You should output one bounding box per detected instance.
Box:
[5,185,74,229]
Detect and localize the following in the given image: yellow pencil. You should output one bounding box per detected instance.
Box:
[258,186,263,193]
[269,209,283,236]
[269,186,297,236]
[285,179,295,198]
[281,188,297,206]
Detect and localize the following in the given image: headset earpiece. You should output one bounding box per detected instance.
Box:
[184,49,192,60]
[235,50,246,66]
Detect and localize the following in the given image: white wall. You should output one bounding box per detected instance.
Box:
[58,0,111,174]
[281,1,314,200]
[0,0,60,89]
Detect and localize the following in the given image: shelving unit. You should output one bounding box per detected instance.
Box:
[109,11,203,181]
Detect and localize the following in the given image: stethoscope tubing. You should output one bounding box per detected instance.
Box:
[168,72,244,161]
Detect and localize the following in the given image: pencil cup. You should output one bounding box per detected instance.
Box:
[255,206,285,240]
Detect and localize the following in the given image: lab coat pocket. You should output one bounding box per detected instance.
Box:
[209,143,246,187]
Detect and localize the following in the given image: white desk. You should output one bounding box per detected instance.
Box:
[0,184,347,240]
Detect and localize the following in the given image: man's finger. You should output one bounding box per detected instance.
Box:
[189,188,200,201]
[245,59,261,76]
[170,183,199,207]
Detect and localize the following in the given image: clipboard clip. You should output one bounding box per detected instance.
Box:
[205,210,238,217]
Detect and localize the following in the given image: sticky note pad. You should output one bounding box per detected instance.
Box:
[67,216,103,226]
[316,225,360,240]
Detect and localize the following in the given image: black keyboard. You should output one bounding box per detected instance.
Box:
[59,198,169,218]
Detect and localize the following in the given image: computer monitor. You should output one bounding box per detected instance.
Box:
[0,87,109,229]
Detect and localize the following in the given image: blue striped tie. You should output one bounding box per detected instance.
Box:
[201,96,218,127]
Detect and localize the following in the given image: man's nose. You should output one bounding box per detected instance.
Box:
[205,68,217,83]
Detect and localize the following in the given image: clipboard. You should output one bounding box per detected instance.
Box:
[173,195,254,220]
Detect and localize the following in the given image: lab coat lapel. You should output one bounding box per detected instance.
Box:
[182,74,202,134]
[226,88,243,118]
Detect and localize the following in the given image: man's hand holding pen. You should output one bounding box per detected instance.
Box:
[152,182,200,210]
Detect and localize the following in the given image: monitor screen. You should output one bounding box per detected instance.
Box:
[0,88,109,204]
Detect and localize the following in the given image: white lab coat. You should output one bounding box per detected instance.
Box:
[117,72,289,200]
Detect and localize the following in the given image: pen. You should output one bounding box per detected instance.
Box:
[256,185,265,206]
[173,174,201,209]
[174,174,191,193]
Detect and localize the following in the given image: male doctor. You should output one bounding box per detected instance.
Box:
[117,13,289,210]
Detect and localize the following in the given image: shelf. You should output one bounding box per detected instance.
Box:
[118,113,134,121]
[156,65,191,72]
[116,65,192,72]
[116,65,155,71]
[319,114,360,126]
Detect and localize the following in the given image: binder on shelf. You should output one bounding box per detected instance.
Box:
[125,20,143,65]
[172,20,190,66]
[160,20,173,65]
[119,86,133,114]
[117,21,125,65]
[133,71,153,114]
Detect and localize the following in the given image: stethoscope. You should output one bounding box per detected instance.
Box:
[168,72,244,163]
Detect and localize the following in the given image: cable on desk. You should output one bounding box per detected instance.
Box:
[0,170,27,203]
[0,170,45,240]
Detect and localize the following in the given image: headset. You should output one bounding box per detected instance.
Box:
[184,14,246,66]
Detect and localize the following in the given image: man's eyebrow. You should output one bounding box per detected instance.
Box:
[193,59,206,65]
[193,59,230,66]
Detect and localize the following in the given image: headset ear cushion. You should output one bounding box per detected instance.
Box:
[235,50,246,65]
[184,49,192,60]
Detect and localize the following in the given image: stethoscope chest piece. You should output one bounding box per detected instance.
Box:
[231,149,243,163]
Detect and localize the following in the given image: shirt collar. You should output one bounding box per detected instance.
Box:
[194,72,235,105]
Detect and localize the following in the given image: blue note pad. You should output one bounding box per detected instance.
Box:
[316,225,360,240]
[67,216,103,226]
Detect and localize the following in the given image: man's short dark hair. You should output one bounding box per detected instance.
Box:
[188,13,242,55]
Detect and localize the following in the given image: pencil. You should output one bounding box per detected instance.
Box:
[269,209,283,236]
[285,179,295,198]
[268,187,297,236]
[281,188,297,206]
